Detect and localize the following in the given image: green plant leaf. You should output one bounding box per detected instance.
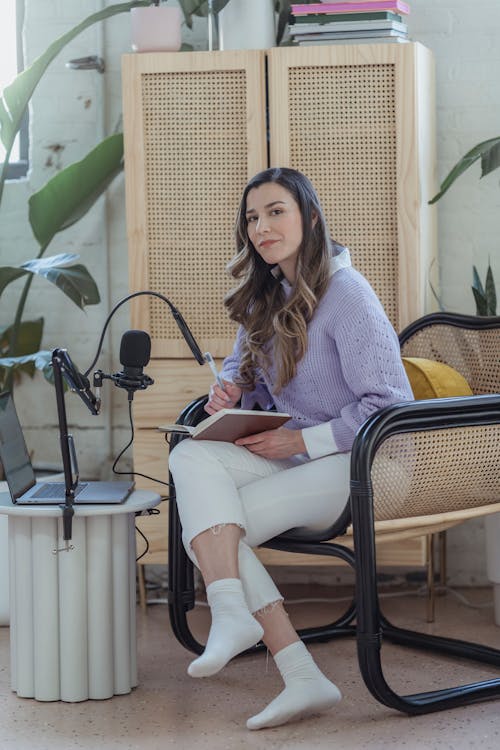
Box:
[177,0,231,28]
[0,2,148,155]
[0,318,44,357]
[0,266,27,297]
[480,140,500,179]
[0,253,77,296]
[29,262,100,310]
[485,264,497,315]
[428,278,445,312]
[471,286,487,316]
[0,350,53,386]
[177,0,207,28]
[0,254,100,309]
[429,136,500,204]
[28,134,124,248]
[21,252,79,272]
[472,265,485,297]
[0,318,44,380]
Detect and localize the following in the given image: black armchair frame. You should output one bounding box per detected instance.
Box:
[167,312,500,714]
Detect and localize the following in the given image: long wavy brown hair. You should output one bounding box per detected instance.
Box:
[225,167,334,393]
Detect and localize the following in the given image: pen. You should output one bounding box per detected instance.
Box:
[204,351,225,390]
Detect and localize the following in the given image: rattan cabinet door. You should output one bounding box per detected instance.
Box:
[122,50,267,359]
[268,43,437,332]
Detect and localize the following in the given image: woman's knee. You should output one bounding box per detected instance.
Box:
[169,438,203,475]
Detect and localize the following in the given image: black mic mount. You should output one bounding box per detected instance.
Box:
[53,348,101,415]
[94,330,155,401]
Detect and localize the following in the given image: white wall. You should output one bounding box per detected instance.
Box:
[408,1,500,315]
[0,0,498,583]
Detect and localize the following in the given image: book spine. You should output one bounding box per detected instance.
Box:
[293,30,408,41]
[291,12,403,23]
[297,37,408,45]
[291,20,407,34]
[291,2,410,16]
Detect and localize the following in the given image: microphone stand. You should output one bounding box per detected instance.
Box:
[52,290,206,547]
[84,290,206,378]
[52,353,76,551]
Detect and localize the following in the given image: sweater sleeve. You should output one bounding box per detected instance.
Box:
[328,290,413,453]
[302,422,339,459]
[219,325,244,383]
[220,326,275,412]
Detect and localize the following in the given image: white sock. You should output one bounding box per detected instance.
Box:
[246,641,341,730]
[188,578,264,678]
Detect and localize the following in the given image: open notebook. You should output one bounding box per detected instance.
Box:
[159,408,291,443]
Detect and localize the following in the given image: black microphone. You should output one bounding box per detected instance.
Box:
[108,330,154,398]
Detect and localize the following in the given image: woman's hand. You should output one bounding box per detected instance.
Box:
[235,427,306,460]
[204,380,242,415]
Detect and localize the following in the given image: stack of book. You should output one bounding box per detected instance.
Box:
[289,1,411,46]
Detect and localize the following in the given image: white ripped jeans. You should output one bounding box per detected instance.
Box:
[169,439,351,614]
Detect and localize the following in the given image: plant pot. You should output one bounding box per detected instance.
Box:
[131,6,182,53]
[218,0,276,50]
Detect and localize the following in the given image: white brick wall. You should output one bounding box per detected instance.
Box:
[0,0,497,583]
[407,1,500,314]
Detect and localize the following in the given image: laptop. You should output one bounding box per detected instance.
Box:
[0,391,134,505]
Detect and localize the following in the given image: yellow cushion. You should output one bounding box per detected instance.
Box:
[402,357,473,400]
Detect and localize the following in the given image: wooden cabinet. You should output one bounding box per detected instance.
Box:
[267,44,437,330]
[121,43,436,570]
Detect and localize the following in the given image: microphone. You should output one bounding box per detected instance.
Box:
[106,330,154,398]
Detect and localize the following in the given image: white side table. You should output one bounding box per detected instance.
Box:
[0,489,161,702]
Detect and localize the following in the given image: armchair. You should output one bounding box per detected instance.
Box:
[167,311,500,714]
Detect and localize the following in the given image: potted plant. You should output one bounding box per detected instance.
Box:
[0,0,312,399]
[429,136,498,316]
[0,1,155,394]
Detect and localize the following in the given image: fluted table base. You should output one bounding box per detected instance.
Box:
[2,490,161,702]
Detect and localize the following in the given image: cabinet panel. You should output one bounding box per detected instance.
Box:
[122,51,267,359]
[268,43,437,332]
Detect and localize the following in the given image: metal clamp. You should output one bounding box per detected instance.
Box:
[66,56,105,74]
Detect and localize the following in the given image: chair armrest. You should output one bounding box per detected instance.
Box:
[351,393,500,490]
[175,395,209,426]
[350,391,500,536]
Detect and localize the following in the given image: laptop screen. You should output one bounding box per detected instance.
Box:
[0,392,36,500]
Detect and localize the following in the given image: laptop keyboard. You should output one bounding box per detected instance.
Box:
[31,483,87,499]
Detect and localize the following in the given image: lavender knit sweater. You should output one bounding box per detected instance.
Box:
[221,250,413,455]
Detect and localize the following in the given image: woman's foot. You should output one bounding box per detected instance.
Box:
[188,578,263,678]
[246,641,341,730]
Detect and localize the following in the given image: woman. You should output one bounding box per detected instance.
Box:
[169,167,413,730]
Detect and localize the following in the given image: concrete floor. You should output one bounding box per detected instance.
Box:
[0,582,499,750]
